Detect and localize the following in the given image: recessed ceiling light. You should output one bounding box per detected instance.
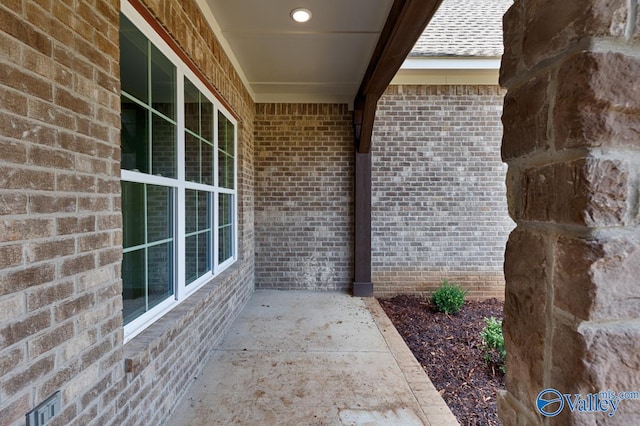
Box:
[291,8,312,23]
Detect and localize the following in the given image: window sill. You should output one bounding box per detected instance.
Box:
[123,263,242,376]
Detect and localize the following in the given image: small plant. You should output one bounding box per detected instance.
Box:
[431,279,467,314]
[481,316,506,374]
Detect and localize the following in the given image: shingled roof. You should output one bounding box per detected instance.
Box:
[411,0,513,57]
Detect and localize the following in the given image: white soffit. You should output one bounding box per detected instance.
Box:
[194,0,254,100]
[203,0,394,105]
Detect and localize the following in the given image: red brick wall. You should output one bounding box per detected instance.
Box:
[254,104,354,291]
[372,85,512,300]
[0,0,255,424]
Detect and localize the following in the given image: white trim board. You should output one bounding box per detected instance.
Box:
[392,57,501,85]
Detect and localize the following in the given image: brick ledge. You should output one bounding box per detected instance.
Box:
[123,264,244,377]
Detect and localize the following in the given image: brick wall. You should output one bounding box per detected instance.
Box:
[0,0,123,424]
[372,85,513,299]
[254,104,353,291]
[0,0,255,425]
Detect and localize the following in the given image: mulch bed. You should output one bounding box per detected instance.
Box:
[378,295,504,426]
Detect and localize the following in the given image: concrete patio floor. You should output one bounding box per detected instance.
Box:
[166,290,459,425]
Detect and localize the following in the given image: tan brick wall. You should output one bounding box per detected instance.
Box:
[0,0,255,425]
[372,85,513,300]
[254,104,354,291]
[0,0,122,424]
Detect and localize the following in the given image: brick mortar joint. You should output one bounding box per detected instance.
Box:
[503,37,591,91]
[506,37,640,91]
[590,36,640,56]
[504,145,640,171]
[2,105,120,147]
[14,6,120,73]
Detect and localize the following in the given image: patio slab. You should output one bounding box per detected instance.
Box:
[166,290,459,425]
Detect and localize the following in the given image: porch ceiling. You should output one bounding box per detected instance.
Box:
[203,0,394,105]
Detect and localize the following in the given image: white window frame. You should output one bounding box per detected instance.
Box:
[121,1,238,343]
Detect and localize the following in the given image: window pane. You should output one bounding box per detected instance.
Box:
[147,185,173,243]
[185,231,211,285]
[185,190,211,284]
[218,226,232,263]
[151,113,176,178]
[185,189,197,234]
[218,193,233,263]
[197,232,210,276]
[122,183,175,325]
[200,141,212,185]
[197,191,210,231]
[201,98,213,142]
[218,112,234,155]
[120,15,148,103]
[219,193,232,226]
[185,133,199,182]
[150,44,176,119]
[186,189,209,234]
[225,157,235,189]
[184,78,214,186]
[218,152,234,189]
[184,78,199,134]
[147,242,174,309]
[122,249,146,325]
[121,96,149,173]
[185,235,198,284]
[122,181,145,248]
[218,112,235,189]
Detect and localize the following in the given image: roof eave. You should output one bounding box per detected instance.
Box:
[353,0,444,153]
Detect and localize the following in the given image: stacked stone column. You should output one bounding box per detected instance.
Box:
[499,0,640,424]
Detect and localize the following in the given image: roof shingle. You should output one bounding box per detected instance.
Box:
[411,0,513,57]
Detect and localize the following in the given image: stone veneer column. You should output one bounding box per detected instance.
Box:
[499,1,640,424]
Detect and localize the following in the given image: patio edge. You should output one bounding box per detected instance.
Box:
[365,298,461,426]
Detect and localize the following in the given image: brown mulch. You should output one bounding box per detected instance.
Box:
[378,295,504,426]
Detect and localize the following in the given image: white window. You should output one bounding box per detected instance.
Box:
[119,2,237,342]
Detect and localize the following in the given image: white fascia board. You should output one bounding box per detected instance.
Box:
[401,57,501,70]
[391,56,501,86]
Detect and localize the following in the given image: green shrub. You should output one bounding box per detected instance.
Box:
[431,279,467,314]
[481,316,506,374]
